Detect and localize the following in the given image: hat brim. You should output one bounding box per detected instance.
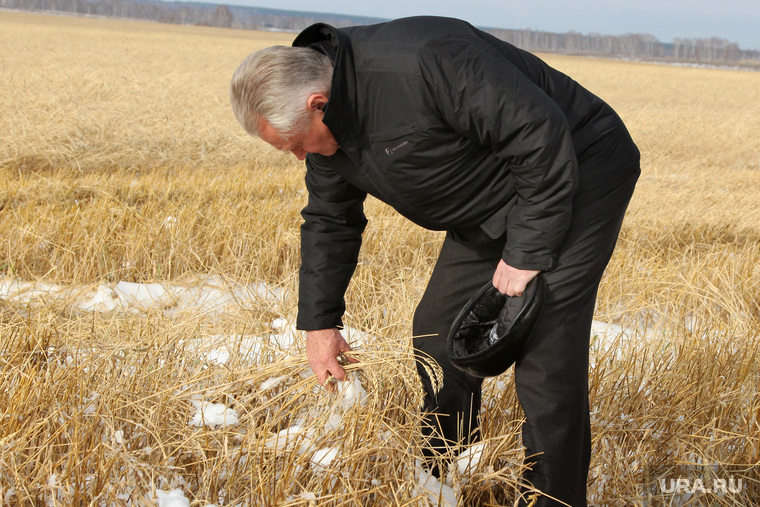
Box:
[448,274,546,378]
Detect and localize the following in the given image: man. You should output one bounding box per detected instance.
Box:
[230,16,640,506]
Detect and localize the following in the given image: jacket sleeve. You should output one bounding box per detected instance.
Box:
[420,37,578,271]
[296,155,367,331]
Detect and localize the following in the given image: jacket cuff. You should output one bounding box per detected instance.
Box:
[502,247,556,271]
[296,313,344,331]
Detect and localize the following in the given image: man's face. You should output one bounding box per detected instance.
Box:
[258,96,339,161]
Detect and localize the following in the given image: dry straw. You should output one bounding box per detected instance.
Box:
[1,10,759,506]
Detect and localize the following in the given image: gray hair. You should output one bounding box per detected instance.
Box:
[230,46,333,140]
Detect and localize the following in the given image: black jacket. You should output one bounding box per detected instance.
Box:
[293,16,639,331]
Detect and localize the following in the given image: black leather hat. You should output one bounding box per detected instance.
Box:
[447,274,546,378]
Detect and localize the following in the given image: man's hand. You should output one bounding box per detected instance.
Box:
[305,328,357,390]
[492,259,540,296]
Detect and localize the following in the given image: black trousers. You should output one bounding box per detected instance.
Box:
[413,171,639,506]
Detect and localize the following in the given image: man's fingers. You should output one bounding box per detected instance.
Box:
[318,369,338,391]
[323,374,338,391]
[495,277,514,296]
[492,260,540,296]
[304,329,362,391]
[338,348,360,365]
[317,358,347,391]
[329,361,347,382]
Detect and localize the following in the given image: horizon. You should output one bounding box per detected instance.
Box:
[185,0,760,51]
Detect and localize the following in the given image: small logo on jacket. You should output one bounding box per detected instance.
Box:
[385,141,409,156]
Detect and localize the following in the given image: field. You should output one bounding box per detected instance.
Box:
[1,10,759,506]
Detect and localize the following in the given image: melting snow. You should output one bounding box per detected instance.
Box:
[1,275,651,506]
[77,285,118,312]
[1,275,287,317]
[416,462,457,507]
[114,281,172,311]
[454,442,484,475]
[338,375,368,410]
[189,401,239,428]
[311,447,339,469]
[0,279,66,304]
[156,489,190,507]
[260,374,290,392]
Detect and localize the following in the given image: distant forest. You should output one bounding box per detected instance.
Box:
[4,0,759,65]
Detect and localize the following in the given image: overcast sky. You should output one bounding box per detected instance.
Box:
[200,0,760,50]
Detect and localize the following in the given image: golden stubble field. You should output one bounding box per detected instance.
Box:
[1,10,759,506]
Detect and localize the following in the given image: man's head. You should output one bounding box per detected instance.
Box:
[230,46,339,159]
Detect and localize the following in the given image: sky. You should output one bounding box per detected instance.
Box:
[197,0,760,51]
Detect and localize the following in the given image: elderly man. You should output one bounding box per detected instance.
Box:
[230,16,639,506]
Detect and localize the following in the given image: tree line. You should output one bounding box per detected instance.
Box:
[488,28,759,63]
[3,0,759,64]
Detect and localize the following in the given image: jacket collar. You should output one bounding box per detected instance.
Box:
[293,23,366,152]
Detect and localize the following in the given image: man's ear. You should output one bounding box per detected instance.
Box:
[307,93,329,111]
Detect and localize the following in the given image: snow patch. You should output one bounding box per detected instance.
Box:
[264,425,315,455]
[156,489,190,507]
[0,279,65,304]
[416,462,457,507]
[189,401,239,428]
[311,447,339,469]
[260,374,290,392]
[454,442,484,475]
[114,281,172,311]
[1,276,287,317]
[77,285,118,312]
[338,375,367,410]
